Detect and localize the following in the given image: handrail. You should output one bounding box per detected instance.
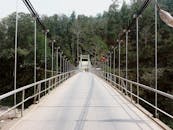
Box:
[100,71,173,120]
[106,72,173,100]
[0,70,77,118]
[0,70,76,100]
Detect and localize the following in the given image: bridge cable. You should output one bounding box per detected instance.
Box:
[22,0,47,32]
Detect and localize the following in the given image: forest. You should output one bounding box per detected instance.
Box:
[0,0,173,128]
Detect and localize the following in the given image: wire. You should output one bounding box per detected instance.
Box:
[137,0,152,16]
[22,0,46,31]
[118,0,152,40]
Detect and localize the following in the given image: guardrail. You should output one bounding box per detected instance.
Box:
[97,71,173,120]
[0,70,76,119]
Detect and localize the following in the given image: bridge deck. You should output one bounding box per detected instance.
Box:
[10,72,163,130]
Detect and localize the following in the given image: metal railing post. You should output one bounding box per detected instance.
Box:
[48,80,51,94]
[115,76,117,86]
[55,77,58,87]
[130,83,133,102]
[53,77,55,89]
[21,90,25,117]
[121,79,123,93]
[38,84,41,102]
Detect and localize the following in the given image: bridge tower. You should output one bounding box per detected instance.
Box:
[78,54,91,71]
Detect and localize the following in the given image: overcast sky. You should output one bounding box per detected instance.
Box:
[0,0,129,18]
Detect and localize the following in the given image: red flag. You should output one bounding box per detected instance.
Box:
[100,56,107,62]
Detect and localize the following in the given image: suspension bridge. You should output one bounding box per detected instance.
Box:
[0,0,173,130]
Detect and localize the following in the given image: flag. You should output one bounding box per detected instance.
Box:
[100,56,107,62]
[159,9,173,28]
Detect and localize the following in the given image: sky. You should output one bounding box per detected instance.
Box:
[0,0,128,18]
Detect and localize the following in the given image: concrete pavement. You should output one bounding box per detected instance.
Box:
[10,72,163,130]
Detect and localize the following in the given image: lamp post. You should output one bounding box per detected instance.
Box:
[67,60,69,72]
[113,47,116,75]
[118,40,121,78]
[106,56,108,80]
[77,32,79,64]
[133,13,142,103]
[66,59,68,72]
[63,56,66,73]
[64,58,66,79]
[56,47,60,74]
[34,17,37,95]
[155,0,158,118]
[125,30,129,94]
[60,52,63,73]
[51,40,56,77]
[126,31,128,80]
[65,59,68,79]
[136,15,139,104]
[109,51,113,81]
[118,40,122,90]
[14,0,19,106]
[63,56,66,80]
[104,60,106,79]
[44,29,49,95]
[66,59,68,79]
[59,51,63,83]
[107,52,110,81]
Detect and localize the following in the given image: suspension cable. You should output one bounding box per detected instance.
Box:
[22,0,47,31]
[117,0,152,42]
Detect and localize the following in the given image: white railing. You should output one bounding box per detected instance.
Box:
[98,71,173,120]
[0,70,76,119]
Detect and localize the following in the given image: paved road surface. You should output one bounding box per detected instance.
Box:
[10,72,163,130]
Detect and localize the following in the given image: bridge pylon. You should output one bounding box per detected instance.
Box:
[78,54,91,72]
